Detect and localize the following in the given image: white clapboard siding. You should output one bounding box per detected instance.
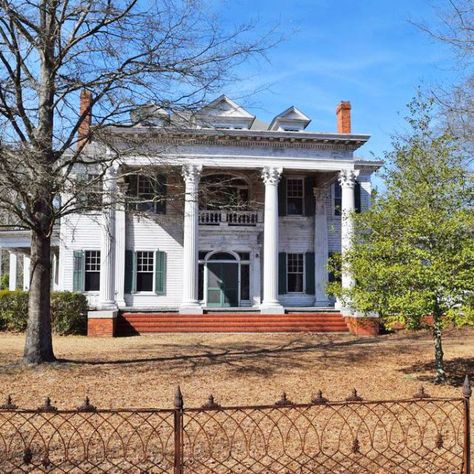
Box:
[125,215,184,308]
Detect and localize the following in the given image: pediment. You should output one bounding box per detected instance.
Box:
[269,106,311,131]
[196,95,255,129]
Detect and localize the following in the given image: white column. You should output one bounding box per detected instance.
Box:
[260,166,284,314]
[339,169,358,295]
[22,254,31,291]
[99,167,117,309]
[180,164,203,314]
[115,178,127,308]
[9,252,17,291]
[314,187,330,306]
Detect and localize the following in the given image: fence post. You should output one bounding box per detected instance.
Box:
[174,386,184,474]
[463,375,471,474]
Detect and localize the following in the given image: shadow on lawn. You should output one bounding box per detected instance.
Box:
[400,357,474,387]
[48,335,394,377]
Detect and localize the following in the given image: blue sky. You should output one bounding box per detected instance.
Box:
[215,0,457,171]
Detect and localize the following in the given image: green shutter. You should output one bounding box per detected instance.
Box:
[334,182,342,216]
[305,252,315,295]
[278,177,287,216]
[155,250,166,295]
[73,251,85,292]
[304,176,315,216]
[278,252,287,294]
[154,174,167,215]
[355,181,361,213]
[124,250,136,294]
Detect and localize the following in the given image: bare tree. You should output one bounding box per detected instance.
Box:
[0,0,275,363]
[415,0,474,154]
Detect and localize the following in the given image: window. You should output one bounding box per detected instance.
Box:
[84,250,100,291]
[127,174,166,214]
[287,178,304,215]
[240,264,250,300]
[287,253,304,293]
[77,174,103,210]
[136,251,154,292]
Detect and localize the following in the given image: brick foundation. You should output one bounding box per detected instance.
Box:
[345,317,380,336]
[87,318,116,337]
[87,310,118,337]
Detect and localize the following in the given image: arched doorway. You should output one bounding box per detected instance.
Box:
[206,252,239,307]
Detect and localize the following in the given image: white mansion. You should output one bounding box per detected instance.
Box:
[0,95,381,335]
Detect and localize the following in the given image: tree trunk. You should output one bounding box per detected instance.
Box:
[432,304,446,384]
[23,230,56,364]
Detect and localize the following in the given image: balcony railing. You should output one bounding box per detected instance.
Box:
[199,210,263,226]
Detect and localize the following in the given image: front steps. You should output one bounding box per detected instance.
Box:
[116,311,350,335]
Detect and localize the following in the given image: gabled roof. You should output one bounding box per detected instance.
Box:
[198,95,255,119]
[269,106,311,131]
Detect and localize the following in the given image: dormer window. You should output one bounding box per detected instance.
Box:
[269,106,311,132]
[196,95,255,130]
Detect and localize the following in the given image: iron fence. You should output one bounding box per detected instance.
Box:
[0,377,471,473]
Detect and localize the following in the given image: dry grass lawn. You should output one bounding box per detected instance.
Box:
[0,328,473,409]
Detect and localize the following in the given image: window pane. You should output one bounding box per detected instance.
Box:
[136,273,153,292]
[85,250,101,271]
[137,251,154,272]
[85,272,100,292]
[288,274,303,293]
[240,264,250,300]
[208,252,236,261]
[287,198,303,215]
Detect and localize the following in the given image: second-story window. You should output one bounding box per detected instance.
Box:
[76,173,103,211]
[287,178,304,215]
[127,174,166,214]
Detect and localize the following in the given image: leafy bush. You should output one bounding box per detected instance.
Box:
[0,290,28,331]
[0,291,88,335]
[0,274,8,290]
[51,291,88,335]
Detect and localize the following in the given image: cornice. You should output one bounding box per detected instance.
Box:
[103,127,370,152]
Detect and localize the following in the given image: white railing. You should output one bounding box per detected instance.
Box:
[199,210,262,226]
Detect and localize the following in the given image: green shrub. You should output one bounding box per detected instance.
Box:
[0,274,9,290]
[51,291,88,335]
[0,290,28,331]
[0,290,88,335]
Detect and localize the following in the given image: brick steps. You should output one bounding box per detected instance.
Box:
[117,312,350,335]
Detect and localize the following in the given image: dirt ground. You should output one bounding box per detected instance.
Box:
[0,328,472,410]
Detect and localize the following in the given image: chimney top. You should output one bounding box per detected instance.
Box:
[78,89,92,149]
[336,101,351,134]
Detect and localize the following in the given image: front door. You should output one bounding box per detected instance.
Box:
[207,262,239,307]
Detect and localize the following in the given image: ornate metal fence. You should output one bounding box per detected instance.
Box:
[0,377,471,473]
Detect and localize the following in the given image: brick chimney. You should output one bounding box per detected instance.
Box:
[336,101,351,134]
[78,89,92,148]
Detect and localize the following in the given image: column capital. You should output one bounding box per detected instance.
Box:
[338,169,359,188]
[261,166,283,186]
[182,164,202,185]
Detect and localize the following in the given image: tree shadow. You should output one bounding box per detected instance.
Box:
[400,357,474,386]
[21,335,388,378]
